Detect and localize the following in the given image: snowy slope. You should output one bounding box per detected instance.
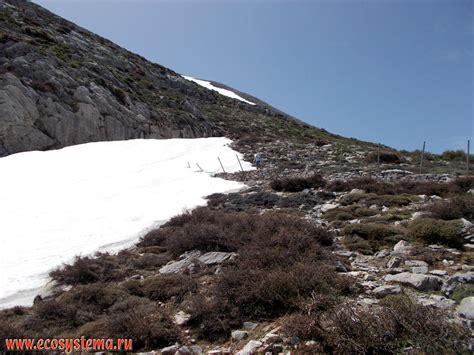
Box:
[183,75,256,105]
[0,138,253,308]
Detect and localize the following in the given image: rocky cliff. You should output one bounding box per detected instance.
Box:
[0,0,337,157]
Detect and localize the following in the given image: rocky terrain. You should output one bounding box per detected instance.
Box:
[1,144,473,353]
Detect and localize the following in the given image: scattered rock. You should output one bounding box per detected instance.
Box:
[405,260,428,267]
[372,284,401,297]
[457,297,474,320]
[161,344,180,355]
[393,240,412,255]
[261,332,280,344]
[231,330,249,341]
[385,272,442,291]
[189,345,202,354]
[237,340,262,355]
[160,251,237,274]
[411,266,429,274]
[411,211,426,220]
[430,270,448,277]
[460,218,473,233]
[464,243,474,250]
[418,294,455,310]
[375,249,391,258]
[174,311,191,325]
[386,256,402,268]
[335,261,348,272]
[242,322,258,331]
[321,203,339,212]
[442,272,474,295]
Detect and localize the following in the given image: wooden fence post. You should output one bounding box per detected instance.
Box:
[419,141,426,174]
[218,157,225,173]
[236,154,244,172]
[468,139,470,175]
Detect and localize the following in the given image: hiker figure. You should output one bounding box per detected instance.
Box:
[254,152,262,168]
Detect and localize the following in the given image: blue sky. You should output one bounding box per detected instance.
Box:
[34,0,473,153]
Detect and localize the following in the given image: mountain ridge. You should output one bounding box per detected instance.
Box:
[0,0,350,158]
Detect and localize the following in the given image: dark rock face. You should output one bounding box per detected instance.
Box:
[0,0,316,156]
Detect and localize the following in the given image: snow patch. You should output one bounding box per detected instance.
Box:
[0,138,253,308]
[183,75,255,105]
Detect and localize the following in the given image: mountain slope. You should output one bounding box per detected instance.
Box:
[0,0,345,157]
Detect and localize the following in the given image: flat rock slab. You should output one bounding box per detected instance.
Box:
[160,251,237,274]
[372,284,401,297]
[385,272,442,291]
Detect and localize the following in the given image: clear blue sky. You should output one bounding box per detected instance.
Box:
[34,0,473,153]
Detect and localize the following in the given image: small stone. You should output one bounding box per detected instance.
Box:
[457,297,474,320]
[364,274,376,281]
[393,240,412,255]
[385,272,442,291]
[231,330,249,341]
[372,285,402,297]
[375,249,391,258]
[405,260,428,267]
[335,261,348,272]
[464,243,474,250]
[418,294,455,310]
[460,218,473,233]
[386,256,402,268]
[189,345,202,354]
[242,322,258,331]
[237,340,263,355]
[412,266,429,274]
[321,203,338,212]
[430,270,448,277]
[261,333,280,344]
[442,259,454,266]
[174,311,191,325]
[462,265,474,272]
[177,346,193,354]
[289,336,301,345]
[411,211,426,220]
[161,344,180,355]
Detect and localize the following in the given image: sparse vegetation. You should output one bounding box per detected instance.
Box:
[425,195,474,220]
[366,150,403,164]
[50,254,125,285]
[343,223,403,253]
[270,174,326,192]
[52,43,72,62]
[143,274,197,303]
[283,295,470,353]
[408,217,464,247]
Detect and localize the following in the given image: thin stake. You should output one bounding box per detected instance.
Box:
[377,143,381,166]
[196,163,203,172]
[236,154,244,172]
[467,139,470,175]
[419,141,426,174]
[218,157,225,173]
[187,162,190,168]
